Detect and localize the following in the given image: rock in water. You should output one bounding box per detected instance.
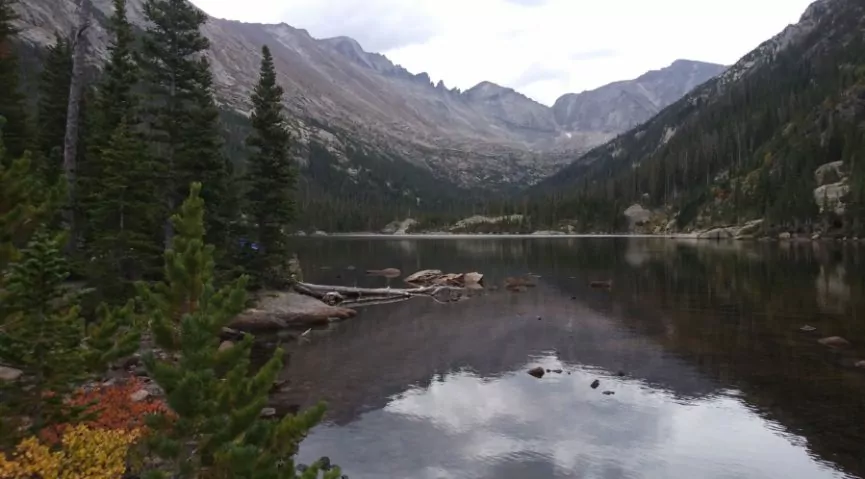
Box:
[230,291,356,331]
[818,336,850,348]
[590,379,600,389]
[800,325,817,332]
[366,268,401,278]
[528,367,545,378]
[602,391,615,395]
[404,269,443,284]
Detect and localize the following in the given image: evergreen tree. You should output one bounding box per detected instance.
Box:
[81,0,162,299]
[0,0,31,160]
[244,45,297,288]
[138,183,339,479]
[36,34,73,182]
[86,118,162,298]
[0,229,140,445]
[0,133,139,446]
[139,0,234,253]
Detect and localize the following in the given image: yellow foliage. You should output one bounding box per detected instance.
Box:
[0,425,140,479]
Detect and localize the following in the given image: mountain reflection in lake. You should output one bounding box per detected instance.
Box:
[281,237,865,479]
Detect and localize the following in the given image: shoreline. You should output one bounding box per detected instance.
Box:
[294,232,860,243]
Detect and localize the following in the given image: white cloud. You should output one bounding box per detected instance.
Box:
[191,0,817,104]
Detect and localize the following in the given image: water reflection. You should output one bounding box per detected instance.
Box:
[287,238,865,478]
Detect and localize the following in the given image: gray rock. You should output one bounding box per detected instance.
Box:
[129,389,150,402]
[814,161,845,186]
[590,379,600,389]
[527,367,545,378]
[218,340,234,352]
[818,336,850,348]
[260,407,277,418]
[0,365,23,382]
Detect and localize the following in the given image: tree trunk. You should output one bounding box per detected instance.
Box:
[63,0,91,253]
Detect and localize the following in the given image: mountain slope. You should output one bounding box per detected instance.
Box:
[551,60,727,134]
[533,0,865,235]
[12,0,725,192]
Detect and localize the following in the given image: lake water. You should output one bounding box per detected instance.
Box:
[279,237,865,479]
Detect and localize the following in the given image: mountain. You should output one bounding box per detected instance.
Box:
[12,0,722,194]
[551,60,727,133]
[533,0,865,235]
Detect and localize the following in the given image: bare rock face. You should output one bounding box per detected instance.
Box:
[230,291,357,331]
[12,0,724,189]
[624,204,651,230]
[552,60,726,133]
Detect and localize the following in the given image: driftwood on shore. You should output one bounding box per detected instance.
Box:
[293,281,469,305]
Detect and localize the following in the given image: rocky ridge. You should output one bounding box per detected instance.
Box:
[13,0,723,189]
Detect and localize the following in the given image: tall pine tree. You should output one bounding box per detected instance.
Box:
[245,45,297,288]
[81,0,162,299]
[35,34,73,182]
[0,0,31,160]
[139,0,234,255]
[138,183,339,479]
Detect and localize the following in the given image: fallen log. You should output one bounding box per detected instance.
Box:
[293,282,468,305]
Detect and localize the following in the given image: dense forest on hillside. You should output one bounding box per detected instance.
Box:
[0,0,342,476]
[532,0,865,236]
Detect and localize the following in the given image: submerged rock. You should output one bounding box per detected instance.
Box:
[366,268,401,278]
[528,367,545,378]
[817,336,850,348]
[590,280,613,289]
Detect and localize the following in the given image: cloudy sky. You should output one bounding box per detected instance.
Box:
[192,0,816,105]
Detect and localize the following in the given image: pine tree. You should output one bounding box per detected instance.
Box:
[138,183,339,479]
[81,0,162,299]
[244,45,297,288]
[139,0,234,254]
[86,118,162,298]
[0,227,140,445]
[0,134,139,446]
[0,0,31,160]
[36,34,73,182]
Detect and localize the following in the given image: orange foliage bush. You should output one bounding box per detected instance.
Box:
[41,378,170,444]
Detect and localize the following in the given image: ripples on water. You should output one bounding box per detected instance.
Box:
[278,238,865,479]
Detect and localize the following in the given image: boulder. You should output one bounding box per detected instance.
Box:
[814,180,850,216]
[0,365,23,382]
[259,407,277,418]
[129,389,150,402]
[311,230,328,236]
[463,272,483,285]
[404,269,443,284]
[779,232,792,240]
[230,291,356,331]
[590,379,600,389]
[527,367,545,378]
[814,161,845,187]
[624,204,651,230]
[817,336,850,348]
[697,228,734,239]
[736,219,764,237]
[218,340,234,352]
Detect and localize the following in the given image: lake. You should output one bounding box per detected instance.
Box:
[278,237,865,479]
